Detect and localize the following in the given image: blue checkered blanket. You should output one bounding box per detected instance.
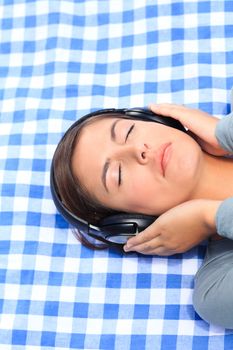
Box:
[1,1,233,349]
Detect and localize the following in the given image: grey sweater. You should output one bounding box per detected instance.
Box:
[215,111,233,239]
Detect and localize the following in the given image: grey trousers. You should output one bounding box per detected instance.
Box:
[193,238,233,329]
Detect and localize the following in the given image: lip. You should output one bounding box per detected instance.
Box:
[159,142,172,177]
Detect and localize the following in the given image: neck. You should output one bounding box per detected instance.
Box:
[192,152,233,201]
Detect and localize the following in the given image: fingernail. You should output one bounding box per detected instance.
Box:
[123,245,130,252]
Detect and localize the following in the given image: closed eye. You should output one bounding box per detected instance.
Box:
[118,163,122,186]
[119,123,135,186]
[125,123,135,142]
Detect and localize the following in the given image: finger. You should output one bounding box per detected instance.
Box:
[124,236,162,254]
[149,103,190,121]
[124,226,160,250]
[150,103,218,141]
[124,241,175,256]
[149,103,210,126]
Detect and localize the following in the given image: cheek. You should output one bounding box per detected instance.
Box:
[169,139,202,181]
[122,172,158,209]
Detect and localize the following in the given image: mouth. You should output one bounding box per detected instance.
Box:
[159,142,172,177]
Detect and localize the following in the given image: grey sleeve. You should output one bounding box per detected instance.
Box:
[216,198,233,239]
[215,112,233,239]
[215,111,233,153]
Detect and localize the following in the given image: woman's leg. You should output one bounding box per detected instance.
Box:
[193,238,233,329]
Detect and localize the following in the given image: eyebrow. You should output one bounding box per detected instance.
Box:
[110,119,120,142]
[102,158,110,192]
[101,119,120,192]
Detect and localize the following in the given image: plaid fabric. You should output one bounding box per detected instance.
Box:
[1,0,233,349]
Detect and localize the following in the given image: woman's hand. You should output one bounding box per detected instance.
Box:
[124,199,222,256]
[150,103,227,156]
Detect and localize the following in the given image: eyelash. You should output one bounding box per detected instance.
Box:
[118,124,135,186]
[125,123,135,142]
[118,163,122,186]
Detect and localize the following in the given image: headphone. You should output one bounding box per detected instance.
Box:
[50,108,186,247]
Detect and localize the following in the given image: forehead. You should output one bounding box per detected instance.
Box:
[78,116,118,143]
[71,116,117,189]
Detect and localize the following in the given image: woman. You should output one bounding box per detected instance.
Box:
[52,103,233,328]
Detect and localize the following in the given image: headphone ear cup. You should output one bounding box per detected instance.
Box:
[99,213,157,233]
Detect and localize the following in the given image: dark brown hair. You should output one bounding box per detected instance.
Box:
[53,114,121,250]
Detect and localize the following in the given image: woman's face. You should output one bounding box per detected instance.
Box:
[72,116,204,216]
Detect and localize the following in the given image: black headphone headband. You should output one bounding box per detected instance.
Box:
[50,107,186,247]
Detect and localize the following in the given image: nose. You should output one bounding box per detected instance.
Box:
[118,143,149,164]
[137,144,148,164]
